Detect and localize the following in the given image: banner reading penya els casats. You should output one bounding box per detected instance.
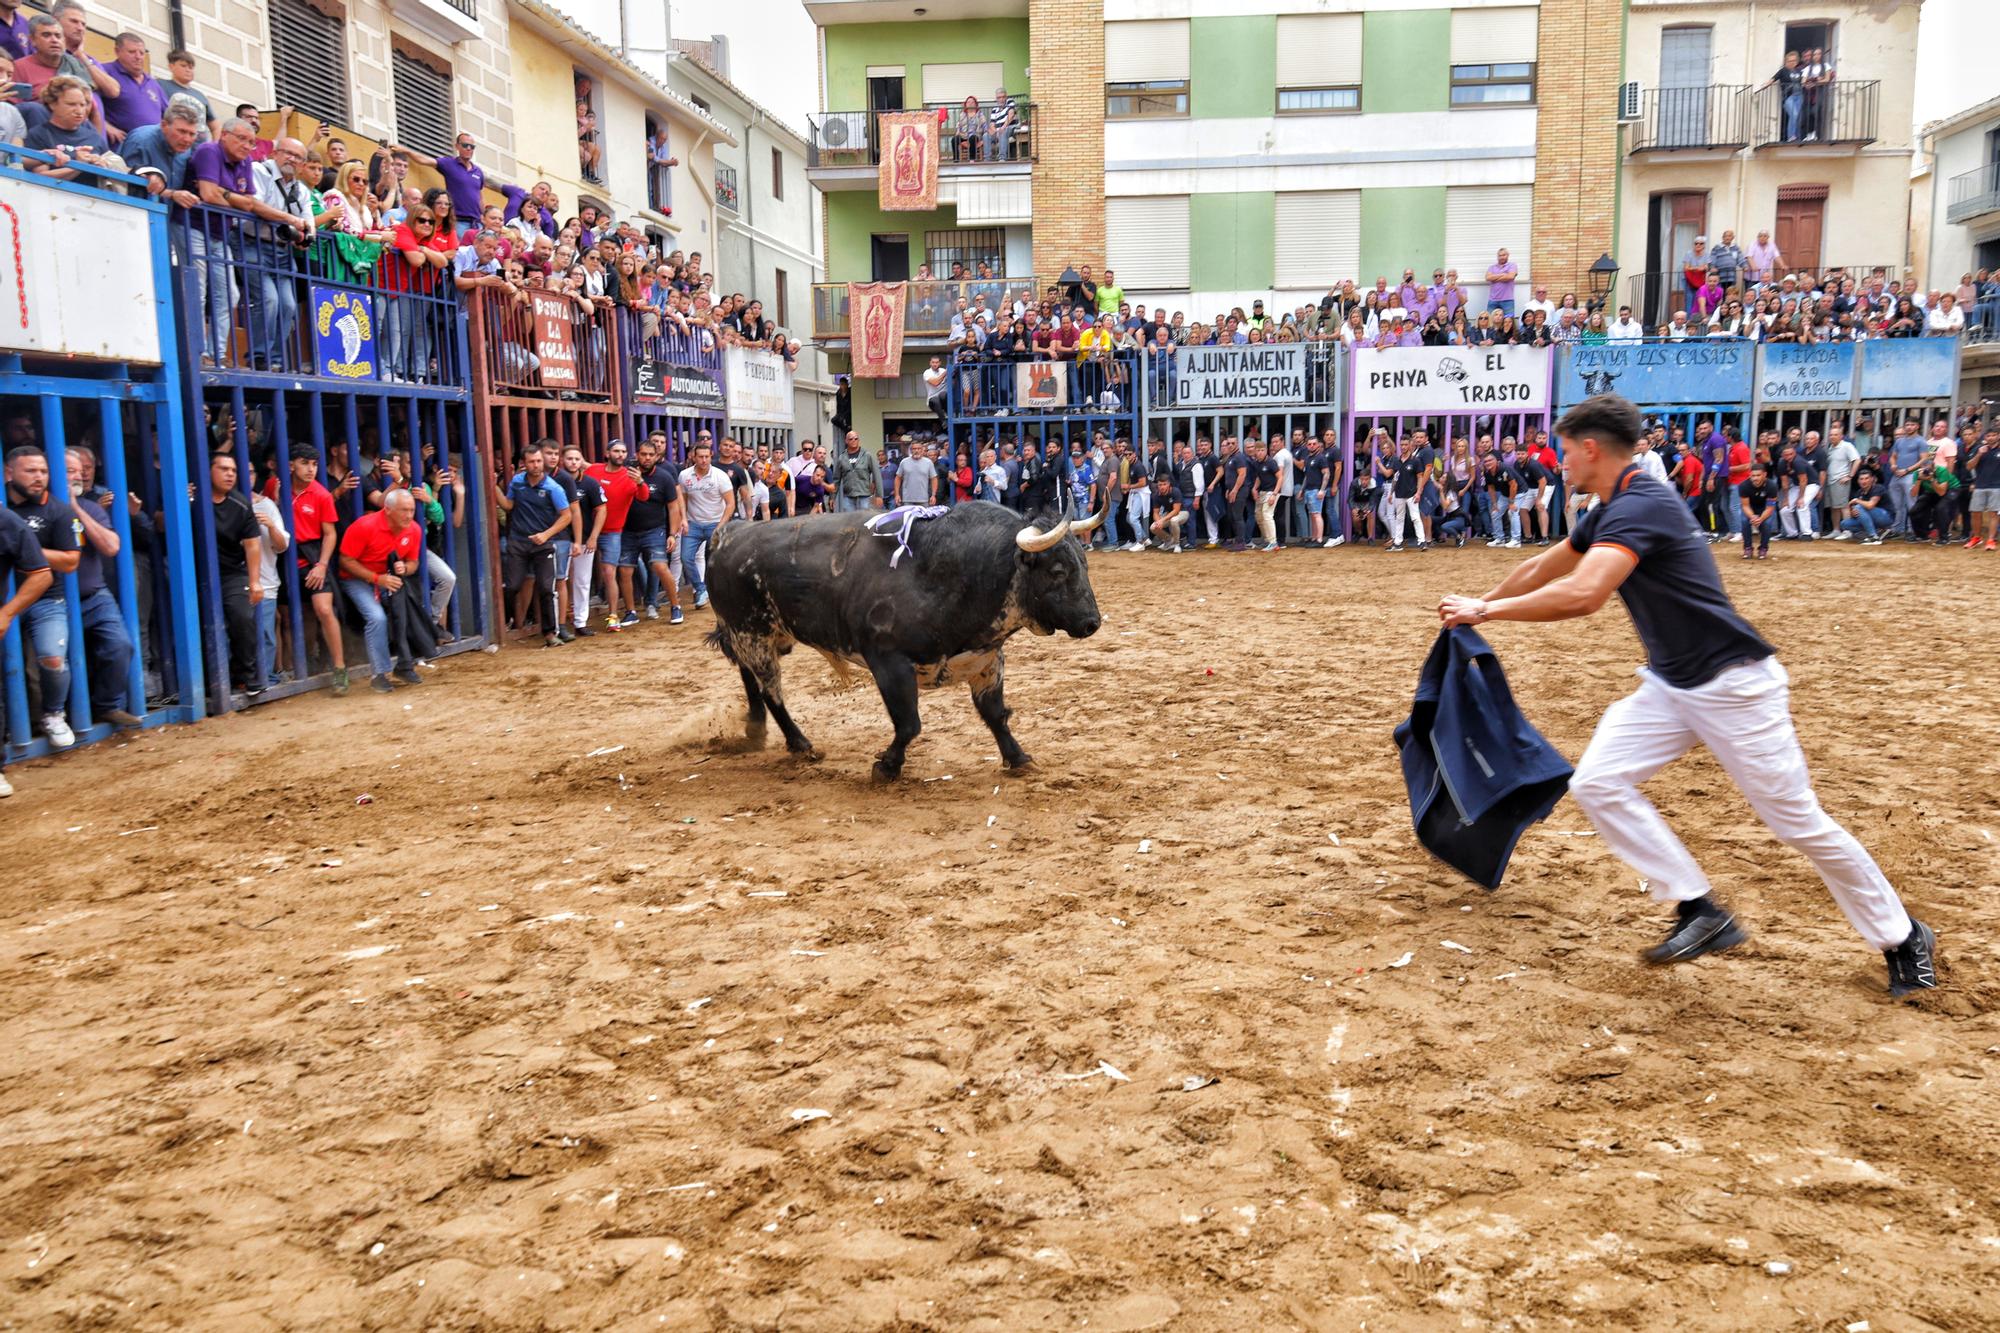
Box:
[1558,339,1753,407]
[1353,345,1550,413]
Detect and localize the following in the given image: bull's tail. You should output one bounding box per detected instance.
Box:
[706,626,740,664]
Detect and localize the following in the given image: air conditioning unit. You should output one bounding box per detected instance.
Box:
[1617,81,1643,123]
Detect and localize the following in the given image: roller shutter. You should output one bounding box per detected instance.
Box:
[921,62,1004,107]
[270,0,350,125]
[393,51,454,160]
[1275,191,1360,288]
[1445,184,1533,281]
[1105,20,1190,83]
[1106,196,1190,290]
[1276,14,1363,89]
[1449,7,1539,65]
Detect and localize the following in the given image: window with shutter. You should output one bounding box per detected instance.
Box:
[1275,192,1360,288]
[1275,14,1362,114]
[393,51,454,159]
[1105,20,1189,120]
[1449,7,1538,106]
[1445,185,1532,284]
[270,0,350,126]
[1106,197,1189,290]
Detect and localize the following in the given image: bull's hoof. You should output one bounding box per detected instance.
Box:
[787,739,821,762]
[1002,752,1034,773]
[871,758,903,783]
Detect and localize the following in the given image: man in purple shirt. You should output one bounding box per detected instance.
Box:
[394,130,487,228]
[0,0,30,61]
[183,117,297,363]
[101,32,168,144]
[1486,247,1519,316]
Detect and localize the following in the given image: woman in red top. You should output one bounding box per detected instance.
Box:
[381,205,456,384]
[952,446,976,503]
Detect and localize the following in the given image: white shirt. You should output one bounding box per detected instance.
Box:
[251,493,289,594]
[1608,317,1646,341]
[1274,447,1295,496]
[677,465,734,524]
[1665,320,1691,340]
[1523,298,1557,320]
[1636,449,1669,486]
[1926,304,1964,334]
[922,365,947,396]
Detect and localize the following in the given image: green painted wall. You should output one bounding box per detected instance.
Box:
[1190,15,1277,120]
[1359,187,1445,282]
[1190,192,1275,292]
[823,20,1031,111]
[825,193,963,282]
[1361,10,1449,115]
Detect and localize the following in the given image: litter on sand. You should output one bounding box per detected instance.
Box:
[921,774,955,783]
[790,949,826,957]
[1327,832,1341,846]
[790,1108,833,1122]
[1174,1076,1219,1092]
[1137,839,1153,854]
[1388,951,1415,968]
[1059,1060,1130,1084]
[1441,940,1474,954]
[987,815,998,827]
[686,997,713,1011]
[118,826,159,837]
[586,745,626,758]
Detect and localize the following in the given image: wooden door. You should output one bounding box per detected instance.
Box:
[1774,194,1824,275]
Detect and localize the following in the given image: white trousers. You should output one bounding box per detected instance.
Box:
[1125,487,1151,535]
[569,548,595,628]
[1781,482,1821,536]
[1568,656,1910,951]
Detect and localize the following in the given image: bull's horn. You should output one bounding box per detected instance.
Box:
[1071,499,1108,535]
[1015,517,1072,552]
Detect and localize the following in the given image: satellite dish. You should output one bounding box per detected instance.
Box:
[824,117,850,147]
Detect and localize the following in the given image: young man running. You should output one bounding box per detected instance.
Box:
[1437,394,1937,997]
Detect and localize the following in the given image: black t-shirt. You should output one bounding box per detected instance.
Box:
[212,493,259,575]
[1300,448,1330,491]
[627,463,678,531]
[722,461,752,500]
[1518,457,1552,488]
[1,498,62,601]
[1773,65,1805,95]
[1737,476,1779,515]
[1487,463,1523,496]
[570,471,605,536]
[1223,454,1249,494]
[1575,467,1776,689]
[1800,446,1828,484]
[73,497,110,598]
[1394,447,1434,499]
[1250,457,1279,495]
[1972,441,2000,489]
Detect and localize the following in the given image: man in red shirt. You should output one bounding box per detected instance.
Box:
[337,488,424,692]
[583,438,645,630]
[290,451,349,695]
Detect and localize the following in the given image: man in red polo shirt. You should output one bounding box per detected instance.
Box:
[290,451,349,695]
[582,438,645,631]
[337,488,424,692]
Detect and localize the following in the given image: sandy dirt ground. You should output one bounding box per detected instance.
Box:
[3,540,1998,1332]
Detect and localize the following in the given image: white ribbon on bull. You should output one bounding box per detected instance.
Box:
[866,504,950,567]
[1018,499,1106,552]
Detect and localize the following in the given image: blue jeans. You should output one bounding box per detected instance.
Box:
[680,521,719,599]
[1782,91,1804,141]
[21,596,71,717]
[250,243,298,368]
[1742,510,1777,549]
[341,577,392,677]
[1468,488,1493,538]
[1099,497,1124,546]
[835,493,872,513]
[189,231,237,364]
[981,126,1013,161]
[1508,492,1533,540]
[1489,298,1515,318]
[254,594,276,689]
[78,587,134,714]
[1842,506,1889,540]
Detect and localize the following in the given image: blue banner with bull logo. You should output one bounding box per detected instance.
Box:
[1758,343,1857,404]
[1557,339,1754,408]
[1858,339,1957,401]
[311,284,378,381]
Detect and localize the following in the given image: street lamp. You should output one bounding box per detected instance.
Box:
[1588,253,1620,298]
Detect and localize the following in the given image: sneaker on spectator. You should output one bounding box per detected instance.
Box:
[645,605,659,620]
[1324,537,1345,548]
[1833,530,1851,541]
[695,591,710,609]
[0,769,11,798]
[1505,538,1521,548]
[557,626,576,643]
[331,667,350,697]
[393,666,423,686]
[370,675,396,694]
[1387,542,1404,553]
[604,616,624,632]
[42,713,75,749]
[620,610,640,627]
[1966,537,1982,550]
[575,625,597,637]
[670,606,685,625]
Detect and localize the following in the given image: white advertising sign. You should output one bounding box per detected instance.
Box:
[0,174,162,364]
[723,346,795,425]
[1353,344,1549,413]
[1173,343,1307,407]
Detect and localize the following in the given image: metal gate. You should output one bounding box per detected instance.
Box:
[2,149,204,770]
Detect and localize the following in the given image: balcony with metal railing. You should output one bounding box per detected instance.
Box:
[715,164,740,213]
[1627,85,1752,153]
[812,277,1044,341]
[1748,80,1879,150]
[1946,163,2000,226]
[806,103,1036,177]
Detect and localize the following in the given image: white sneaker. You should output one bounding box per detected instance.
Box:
[43,713,75,749]
[1833,530,1851,541]
[1387,542,1404,552]
[644,604,659,620]
[1325,537,1345,548]
[0,769,13,798]
[1505,538,1521,548]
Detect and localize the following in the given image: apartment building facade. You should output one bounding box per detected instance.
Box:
[1616,0,1921,326]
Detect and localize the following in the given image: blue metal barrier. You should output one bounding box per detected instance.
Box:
[1,146,204,770]
[618,311,726,466]
[943,351,1143,482]
[168,202,489,714]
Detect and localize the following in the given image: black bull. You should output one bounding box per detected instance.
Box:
[706,501,1105,779]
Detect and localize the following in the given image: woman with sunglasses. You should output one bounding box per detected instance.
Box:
[381,206,454,382]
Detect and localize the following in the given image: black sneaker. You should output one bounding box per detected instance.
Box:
[393,666,424,686]
[370,675,396,694]
[1643,896,1748,965]
[574,625,597,637]
[557,626,577,643]
[1885,920,1938,997]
